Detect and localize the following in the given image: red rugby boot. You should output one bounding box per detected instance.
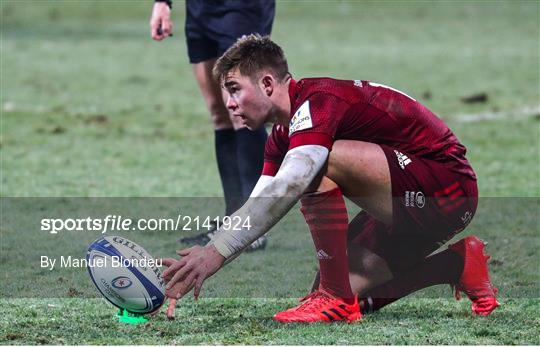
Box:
[273,289,361,323]
[449,236,500,316]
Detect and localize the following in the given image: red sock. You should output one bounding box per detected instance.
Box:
[300,187,354,304]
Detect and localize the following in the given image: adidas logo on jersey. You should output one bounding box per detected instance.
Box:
[394,150,412,169]
[316,249,333,260]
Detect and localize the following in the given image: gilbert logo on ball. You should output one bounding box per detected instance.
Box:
[87,236,165,314]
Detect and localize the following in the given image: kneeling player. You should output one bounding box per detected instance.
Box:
[161,34,499,322]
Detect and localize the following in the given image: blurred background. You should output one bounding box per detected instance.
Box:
[1,1,539,344]
[2,0,539,198]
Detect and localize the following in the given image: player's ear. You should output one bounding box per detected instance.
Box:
[261,75,274,97]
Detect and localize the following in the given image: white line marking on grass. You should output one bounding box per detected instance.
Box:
[455,105,540,123]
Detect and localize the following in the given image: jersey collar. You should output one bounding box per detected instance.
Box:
[288,78,298,116]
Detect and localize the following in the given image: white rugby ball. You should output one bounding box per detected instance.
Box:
[87,236,165,314]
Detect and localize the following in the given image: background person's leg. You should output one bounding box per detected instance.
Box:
[220,72,266,199]
[192,60,243,215]
[234,127,267,198]
[213,1,273,200]
[193,60,267,208]
[188,59,267,251]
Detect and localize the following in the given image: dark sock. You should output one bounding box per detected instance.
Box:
[235,127,267,199]
[301,188,355,304]
[360,248,464,314]
[215,129,243,216]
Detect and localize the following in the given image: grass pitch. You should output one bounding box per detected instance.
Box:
[1,0,539,345]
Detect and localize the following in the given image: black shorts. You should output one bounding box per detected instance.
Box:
[185,0,275,64]
[348,145,478,274]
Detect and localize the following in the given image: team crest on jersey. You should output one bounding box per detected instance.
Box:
[289,100,313,136]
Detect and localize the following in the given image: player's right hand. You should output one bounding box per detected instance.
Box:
[160,257,195,319]
[150,2,172,41]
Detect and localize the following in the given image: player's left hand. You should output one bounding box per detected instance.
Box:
[162,244,226,299]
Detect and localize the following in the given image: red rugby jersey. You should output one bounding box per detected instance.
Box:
[263,78,476,180]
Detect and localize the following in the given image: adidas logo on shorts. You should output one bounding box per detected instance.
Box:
[394,150,412,169]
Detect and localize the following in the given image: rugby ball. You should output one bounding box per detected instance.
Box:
[86,236,165,314]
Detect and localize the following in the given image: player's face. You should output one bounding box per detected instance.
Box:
[223,70,272,130]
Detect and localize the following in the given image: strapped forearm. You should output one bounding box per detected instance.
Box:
[210,145,329,259]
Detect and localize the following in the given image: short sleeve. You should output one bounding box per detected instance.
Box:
[262,124,289,176]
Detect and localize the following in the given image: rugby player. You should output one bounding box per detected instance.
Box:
[161,34,499,322]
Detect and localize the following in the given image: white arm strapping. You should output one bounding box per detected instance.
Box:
[248,174,274,198]
[210,145,329,259]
